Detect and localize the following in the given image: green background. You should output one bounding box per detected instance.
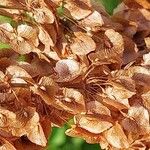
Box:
[47,125,100,150]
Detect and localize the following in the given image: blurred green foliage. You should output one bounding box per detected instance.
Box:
[0,15,17,27]
[0,42,10,49]
[56,2,65,16]
[17,55,27,62]
[47,125,100,150]
[0,15,12,24]
[101,0,121,14]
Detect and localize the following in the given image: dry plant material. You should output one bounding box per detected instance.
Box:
[0,0,150,149]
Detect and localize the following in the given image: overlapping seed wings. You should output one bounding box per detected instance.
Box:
[0,0,150,149]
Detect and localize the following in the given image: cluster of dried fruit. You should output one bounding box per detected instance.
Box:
[0,0,150,149]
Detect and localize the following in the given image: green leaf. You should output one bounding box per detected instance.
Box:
[56,2,65,16]
[47,124,101,150]
[101,0,121,14]
[57,7,64,16]
[49,127,67,146]
[0,15,17,27]
[82,142,100,150]
[17,55,27,62]
[0,15,12,24]
[0,42,10,49]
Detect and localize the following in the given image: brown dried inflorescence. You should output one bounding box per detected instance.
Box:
[0,0,150,149]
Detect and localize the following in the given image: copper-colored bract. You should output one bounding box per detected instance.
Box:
[0,0,150,149]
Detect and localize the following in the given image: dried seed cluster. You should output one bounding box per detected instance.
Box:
[0,0,150,149]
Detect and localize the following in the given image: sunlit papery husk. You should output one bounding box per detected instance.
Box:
[104,29,124,53]
[15,33,44,56]
[145,37,150,49]
[65,126,102,144]
[121,118,139,134]
[17,24,39,47]
[70,32,96,56]
[0,107,47,146]
[1,23,55,57]
[53,88,86,114]
[111,66,150,78]
[80,11,104,31]
[0,0,22,7]
[115,76,136,93]
[11,39,33,55]
[130,141,146,150]
[111,66,150,94]
[113,8,150,34]
[17,113,47,147]
[123,36,139,64]
[0,23,34,55]
[105,82,135,101]
[88,29,124,63]
[0,23,13,32]
[52,0,91,7]
[142,91,150,112]
[39,76,58,101]
[50,0,61,5]
[27,124,47,147]
[17,25,34,39]
[139,9,150,21]
[114,0,150,12]
[86,100,111,116]
[59,88,86,113]
[100,96,129,110]
[0,71,5,81]
[38,26,55,51]
[132,74,150,90]
[75,115,113,134]
[6,65,32,85]
[45,51,60,61]
[104,123,129,149]
[124,0,150,9]
[19,57,54,78]
[1,8,21,15]
[0,137,16,150]
[30,82,72,110]
[104,81,135,109]
[54,100,82,114]
[55,58,82,82]
[30,85,56,106]
[0,23,14,44]
[0,0,14,6]
[33,7,55,24]
[123,105,150,134]
[64,0,92,20]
